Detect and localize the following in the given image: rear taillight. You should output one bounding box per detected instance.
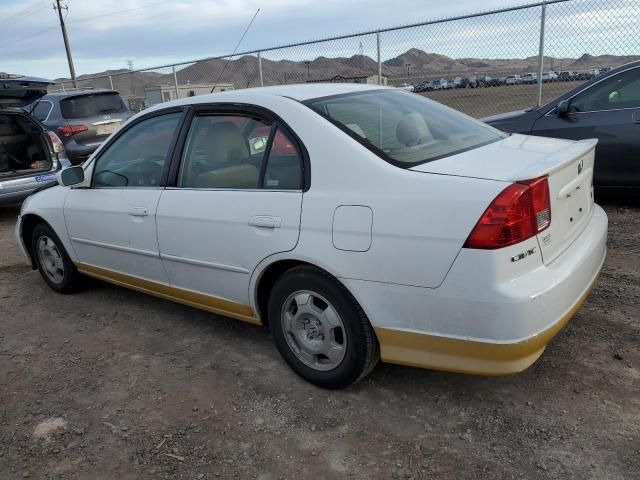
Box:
[47,131,65,153]
[58,124,88,138]
[464,176,551,249]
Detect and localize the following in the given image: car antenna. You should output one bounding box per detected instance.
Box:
[210,8,261,94]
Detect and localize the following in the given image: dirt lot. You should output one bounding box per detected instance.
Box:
[0,196,639,480]
[421,81,583,118]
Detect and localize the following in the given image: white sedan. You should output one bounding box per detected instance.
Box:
[16,84,607,389]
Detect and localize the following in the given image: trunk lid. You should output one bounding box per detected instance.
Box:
[0,75,53,108]
[411,134,597,264]
[59,92,131,146]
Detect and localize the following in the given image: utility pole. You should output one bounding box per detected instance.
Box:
[54,0,77,88]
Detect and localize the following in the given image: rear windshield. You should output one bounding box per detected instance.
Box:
[304,90,505,167]
[60,92,127,119]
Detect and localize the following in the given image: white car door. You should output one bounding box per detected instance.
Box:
[64,110,184,282]
[156,109,305,318]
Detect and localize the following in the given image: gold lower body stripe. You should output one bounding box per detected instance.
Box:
[75,262,260,325]
[374,268,600,376]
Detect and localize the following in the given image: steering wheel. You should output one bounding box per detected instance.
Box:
[127,156,165,186]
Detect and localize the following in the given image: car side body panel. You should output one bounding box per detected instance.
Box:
[17,85,608,378]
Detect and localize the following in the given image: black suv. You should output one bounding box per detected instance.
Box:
[26,88,133,165]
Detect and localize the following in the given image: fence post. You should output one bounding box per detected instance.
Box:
[172,65,179,99]
[536,1,547,107]
[376,31,382,85]
[258,51,264,87]
[108,75,114,90]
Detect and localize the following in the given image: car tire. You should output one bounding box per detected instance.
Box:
[31,223,80,294]
[268,265,379,389]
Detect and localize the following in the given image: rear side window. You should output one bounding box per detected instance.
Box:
[60,93,127,119]
[178,114,303,190]
[31,101,52,122]
[305,90,505,167]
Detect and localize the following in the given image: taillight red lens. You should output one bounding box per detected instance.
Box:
[47,131,65,153]
[58,124,88,138]
[464,176,551,249]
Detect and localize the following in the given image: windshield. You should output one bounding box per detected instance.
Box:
[304,90,505,167]
[60,92,127,119]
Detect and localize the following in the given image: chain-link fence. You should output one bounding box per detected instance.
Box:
[52,0,639,118]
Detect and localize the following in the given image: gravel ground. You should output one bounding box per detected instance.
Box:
[0,196,638,480]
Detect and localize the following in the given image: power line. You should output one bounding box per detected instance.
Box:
[210,8,261,93]
[0,25,58,49]
[0,1,50,29]
[68,0,175,24]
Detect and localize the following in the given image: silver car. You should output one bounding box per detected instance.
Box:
[0,76,70,205]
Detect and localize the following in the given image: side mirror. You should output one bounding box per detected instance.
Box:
[57,165,85,187]
[556,99,571,116]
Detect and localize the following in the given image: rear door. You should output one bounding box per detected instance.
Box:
[64,109,184,282]
[156,106,305,310]
[531,65,640,187]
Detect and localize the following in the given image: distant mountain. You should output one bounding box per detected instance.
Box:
[52,49,637,96]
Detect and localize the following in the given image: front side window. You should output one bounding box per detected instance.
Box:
[305,90,505,167]
[92,112,181,187]
[178,114,303,190]
[571,67,640,112]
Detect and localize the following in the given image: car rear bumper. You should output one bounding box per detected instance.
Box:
[342,204,608,375]
[64,140,100,165]
[0,172,58,205]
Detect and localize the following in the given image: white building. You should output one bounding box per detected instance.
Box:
[145,83,235,106]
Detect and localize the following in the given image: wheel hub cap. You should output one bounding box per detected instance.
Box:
[37,236,64,284]
[281,291,347,371]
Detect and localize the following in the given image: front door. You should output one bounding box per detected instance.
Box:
[532,65,640,187]
[156,109,305,320]
[64,110,184,282]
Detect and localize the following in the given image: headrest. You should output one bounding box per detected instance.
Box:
[396,112,432,147]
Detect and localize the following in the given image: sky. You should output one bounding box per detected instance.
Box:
[0,0,636,79]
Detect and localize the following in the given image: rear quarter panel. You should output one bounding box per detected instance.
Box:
[257,96,509,289]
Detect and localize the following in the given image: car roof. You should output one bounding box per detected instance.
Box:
[43,88,118,98]
[150,83,393,110]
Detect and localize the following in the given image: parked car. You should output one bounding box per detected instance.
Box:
[17,84,607,388]
[477,75,493,87]
[520,73,538,84]
[397,83,414,92]
[431,79,448,90]
[461,75,478,88]
[26,88,133,165]
[541,71,558,82]
[598,66,613,75]
[413,81,433,92]
[451,77,463,88]
[484,61,640,188]
[0,75,70,205]
[505,75,521,85]
[574,70,596,81]
[557,71,576,82]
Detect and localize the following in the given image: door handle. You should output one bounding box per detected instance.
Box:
[633,110,640,124]
[249,215,281,228]
[128,206,148,217]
